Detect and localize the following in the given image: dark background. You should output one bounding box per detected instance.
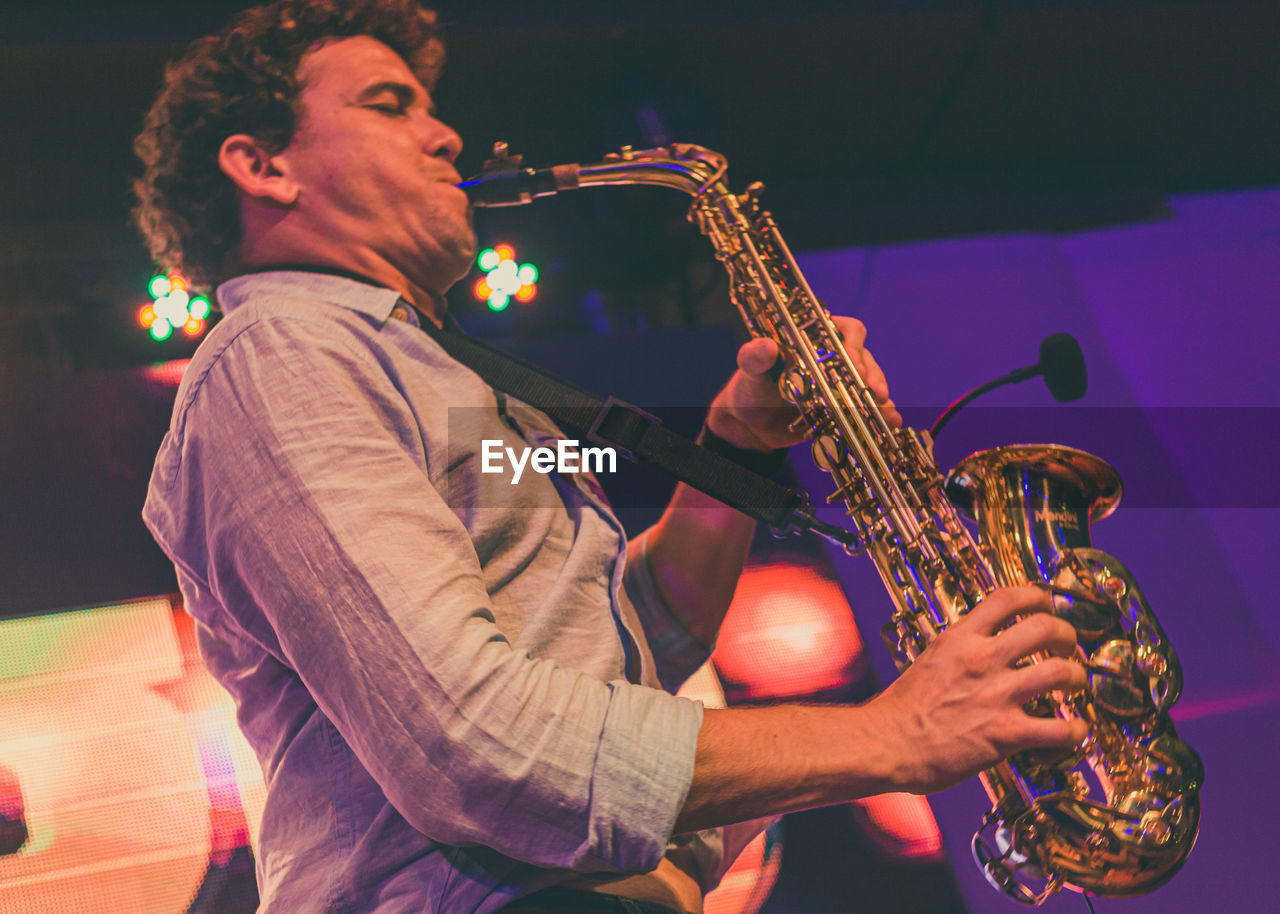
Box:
[1,0,1278,372]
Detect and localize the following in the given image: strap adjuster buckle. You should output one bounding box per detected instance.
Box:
[585,396,661,463]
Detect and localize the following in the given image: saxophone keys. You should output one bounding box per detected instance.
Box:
[811,434,845,471]
[778,367,810,404]
[1066,769,1090,799]
[824,472,870,505]
[1131,616,1184,709]
[1096,567,1128,601]
[1086,640,1150,718]
[1086,829,1112,853]
[1145,734,1205,793]
[1135,643,1168,680]
[1115,789,1187,846]
[1044,583,1113,639]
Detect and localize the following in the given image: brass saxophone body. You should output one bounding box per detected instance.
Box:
[461,143,1202,904]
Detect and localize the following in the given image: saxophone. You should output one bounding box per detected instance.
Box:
[460,143,1202,905]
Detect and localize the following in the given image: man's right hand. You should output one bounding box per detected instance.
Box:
[676,584,1087,834]
[863,584,1088,795]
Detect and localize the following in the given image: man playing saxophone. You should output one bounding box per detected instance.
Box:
[134,2,1088,911]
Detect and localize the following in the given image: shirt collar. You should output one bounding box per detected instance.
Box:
[216,269,405,325]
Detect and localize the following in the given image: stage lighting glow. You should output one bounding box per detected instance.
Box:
[490,260,520,294]
[156,293,189,326]
[711,563,864,701]
[0,596,268,912]
[140,272,208,341]
[474,244,539,311]
[853,792,944,859]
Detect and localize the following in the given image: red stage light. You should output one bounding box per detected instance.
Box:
[711,564,863,700]
[852,792,945,859]
[703,826,783,914]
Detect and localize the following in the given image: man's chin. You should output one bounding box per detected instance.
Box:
[422,249,473,299]
[450,235,479,281]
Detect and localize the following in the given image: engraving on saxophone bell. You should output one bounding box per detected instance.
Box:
[1033,506,1082,530]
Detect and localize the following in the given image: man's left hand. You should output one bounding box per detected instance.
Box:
[705,316,902,452]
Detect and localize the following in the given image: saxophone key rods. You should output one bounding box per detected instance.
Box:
[460,142,1202,906]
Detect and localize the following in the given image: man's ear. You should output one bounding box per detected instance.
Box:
[218,134,300,205]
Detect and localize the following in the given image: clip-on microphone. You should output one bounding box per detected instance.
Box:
[929,332,1087,440]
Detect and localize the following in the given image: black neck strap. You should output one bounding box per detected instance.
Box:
[413,305,847,541]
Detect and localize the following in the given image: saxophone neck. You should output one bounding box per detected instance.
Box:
[459,142,727,206]
[455,146,579,207]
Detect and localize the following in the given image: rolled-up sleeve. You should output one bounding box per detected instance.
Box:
[143,314,703,874]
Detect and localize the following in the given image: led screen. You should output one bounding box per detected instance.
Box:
[0,597,264,913]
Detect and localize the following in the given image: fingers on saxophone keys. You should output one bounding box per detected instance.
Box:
[857,349,902,426]
[831,315,868,349]
[1008,656,1088,704]
[995,613,1080,666]
[879,396,902,427]
[968,585,1052,635]
[860,348,889,400]
[1019,714,1090,750]
[737,337,780,375]
[1032,579,1109,611]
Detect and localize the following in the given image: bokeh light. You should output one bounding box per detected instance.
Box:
[140,272,208,341]
[473,245,538,312]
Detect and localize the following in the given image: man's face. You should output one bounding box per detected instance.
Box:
[276,36,476,293]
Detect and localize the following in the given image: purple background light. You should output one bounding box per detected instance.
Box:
[795,185,1280,912]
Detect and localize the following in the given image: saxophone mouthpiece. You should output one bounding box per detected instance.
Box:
[457,141,579,206]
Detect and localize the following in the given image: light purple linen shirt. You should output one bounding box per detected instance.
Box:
[142,271,734,913]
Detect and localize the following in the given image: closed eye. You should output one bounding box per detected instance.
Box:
[355,80,417,117]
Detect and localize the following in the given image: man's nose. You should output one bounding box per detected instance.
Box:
[422,118,462,163]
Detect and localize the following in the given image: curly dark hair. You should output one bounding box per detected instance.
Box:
[133,0,443,287]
